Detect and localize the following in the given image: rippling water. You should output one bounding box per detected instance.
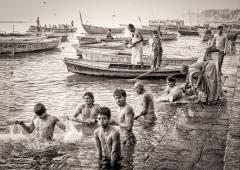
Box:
[0,34,209,169]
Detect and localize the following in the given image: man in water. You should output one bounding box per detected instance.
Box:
[127,24,144,68]
[113,89,136,145]
[156,76,183,103]
[134,82,157,122]
[94,106,121,169]
[15,103,66,141]
[68,92,100,125]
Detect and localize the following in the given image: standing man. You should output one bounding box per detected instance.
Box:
[15,103,66,141]
[133,82,157,122]
[36,17,40,32]
[94,107,121,169]
[204,25,228,75]
[149,30,163,69]
[67,92,100,125]
[113,89,136,145]
[127,24,144,68]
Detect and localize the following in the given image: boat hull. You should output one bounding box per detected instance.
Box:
[0,38,61,54]
[63,58,183,79]
[82,24,124,34]
[178,30,199,36]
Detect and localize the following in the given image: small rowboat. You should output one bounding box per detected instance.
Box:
[0,37,61,54]
[63,58,184,79]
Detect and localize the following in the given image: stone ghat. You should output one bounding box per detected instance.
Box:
[144,44,240,170]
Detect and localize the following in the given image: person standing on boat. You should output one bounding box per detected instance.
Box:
[36,17,40,32]
[134,81,157,122]
[203,25,228,75]
[15,103,66,141]
[113,89,136,146]
[127,24,144,68]
[94,106,122,169]
[67,92,100,125]
[149,30,163,69]
[106,29,114,39]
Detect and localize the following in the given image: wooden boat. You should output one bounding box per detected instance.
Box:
[0,37,61,54]
[79,12,124,34]
[63,58,185,79]
[161,32,178,40]
[76,48,197,66]
[28,25,77,33]
[178,26,199,36]
[77,36,128,45]
[178,30,199,36]
[81,24,124,34]
[46,33,69,42]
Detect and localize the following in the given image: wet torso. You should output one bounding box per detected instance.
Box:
[33,114,58,140]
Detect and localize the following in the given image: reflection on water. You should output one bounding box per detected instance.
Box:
[0,34,212,169]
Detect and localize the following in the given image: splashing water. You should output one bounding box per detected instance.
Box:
[61,119,83,144]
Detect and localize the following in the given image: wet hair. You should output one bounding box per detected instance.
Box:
[166,75,176,84]
[97,106,111,119]
[128,24,135,29]
[113,89,126,98]
[34,103,46,116]
[217,25,223,30]
[83,92,94,102]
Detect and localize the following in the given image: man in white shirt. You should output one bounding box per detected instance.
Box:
[203,25,228,74]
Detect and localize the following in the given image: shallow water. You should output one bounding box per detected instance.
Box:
[0,34,215,169]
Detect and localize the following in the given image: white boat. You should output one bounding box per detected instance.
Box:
[0,37,61,54]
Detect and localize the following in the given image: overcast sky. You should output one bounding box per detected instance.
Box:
[0,0,239,28]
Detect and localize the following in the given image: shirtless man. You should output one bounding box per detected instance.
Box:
[15,103,66,141]
[94,106,121,169]
[68,92,100,125]
[113,89,136,145]
[156,76,183,103]
[133,82,157,122]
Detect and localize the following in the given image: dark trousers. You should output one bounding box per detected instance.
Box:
[152,47,163,68]
[204,47,225,74]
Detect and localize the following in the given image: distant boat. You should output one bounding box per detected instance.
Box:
[79,11,124,34]
[81,24,124,34]
[28,25,77,33]
[178,26,199,36]
[46,33,69,42]
[0,37,61,54]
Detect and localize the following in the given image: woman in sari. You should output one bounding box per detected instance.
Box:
[180,61,219,104]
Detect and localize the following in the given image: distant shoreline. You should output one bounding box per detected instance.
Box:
[0,21,28,23]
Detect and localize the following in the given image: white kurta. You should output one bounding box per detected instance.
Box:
[131,30,143,65]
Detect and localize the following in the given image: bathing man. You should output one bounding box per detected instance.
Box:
[134,81,157,122]
[94,106,121,169]
[15,103,66,141]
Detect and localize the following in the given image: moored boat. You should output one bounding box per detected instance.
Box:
[178,26,199,36]
[46,33,69,42]
[63,58,184,79]
[0,37,61,54]
[81,24,124,34]
[76,48,197,66]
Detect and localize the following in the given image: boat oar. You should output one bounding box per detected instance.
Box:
[129,63,168,81]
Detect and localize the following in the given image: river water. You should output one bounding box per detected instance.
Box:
[0,34,211,169]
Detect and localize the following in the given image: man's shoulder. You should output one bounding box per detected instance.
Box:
[94,127,101,135]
